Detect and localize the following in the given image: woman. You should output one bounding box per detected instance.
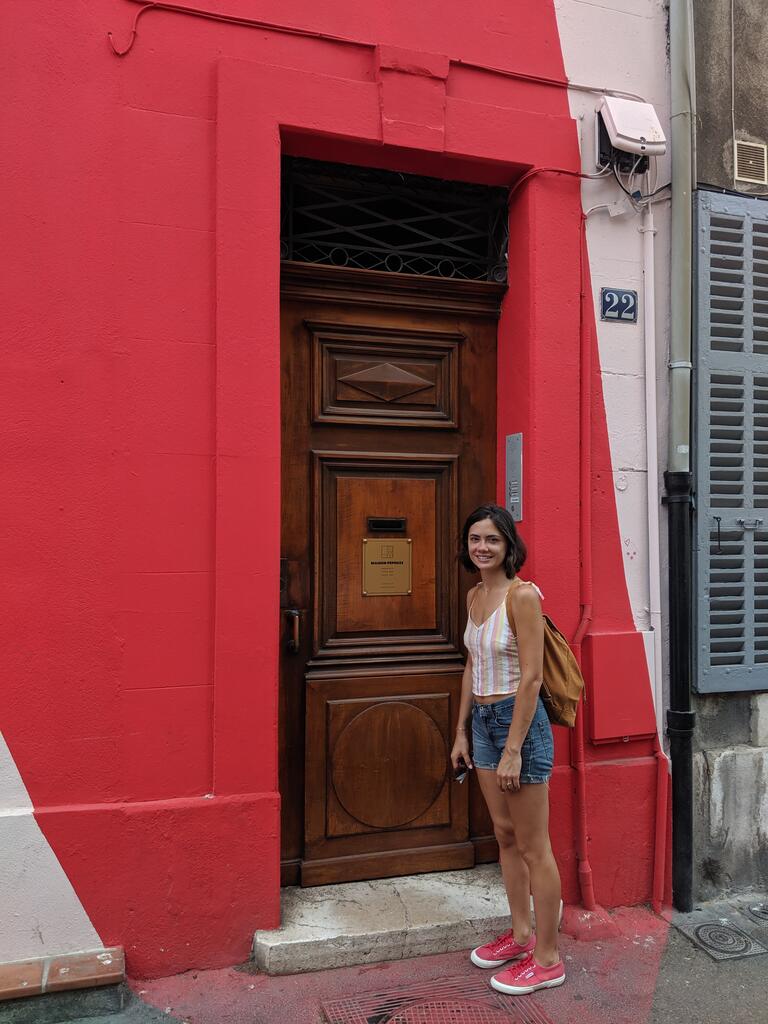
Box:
[450,503,565,995]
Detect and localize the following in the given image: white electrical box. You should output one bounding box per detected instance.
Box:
[598,96,666,157]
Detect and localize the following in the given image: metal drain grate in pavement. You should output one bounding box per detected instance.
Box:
[322,975,555,1024]
[686,921,768,962]
[742,902,768,924]
[389,1004,514,1023]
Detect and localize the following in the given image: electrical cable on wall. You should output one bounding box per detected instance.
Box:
[507,160,669,212]
[731,0,737,158]
[507,165,611,206]
[108,0,678,221]
[612,163,671,203]
[107,0,645,108]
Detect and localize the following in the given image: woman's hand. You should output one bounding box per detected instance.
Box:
[497,747,521,792]
[451,731,473,771]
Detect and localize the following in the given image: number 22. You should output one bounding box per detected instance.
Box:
[603,290,636,321]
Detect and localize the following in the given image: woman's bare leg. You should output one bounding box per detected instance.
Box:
[476,768,532,943]
[505,782,561,966]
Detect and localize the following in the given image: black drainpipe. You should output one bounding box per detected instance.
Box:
[663,470,696,913]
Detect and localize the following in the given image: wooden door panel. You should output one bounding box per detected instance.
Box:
[309,321,460,428]
[313,451,458,659]
[336,476,435,633]
[280,263,501,886]
[303,672,472,885]
[326,694,450,837]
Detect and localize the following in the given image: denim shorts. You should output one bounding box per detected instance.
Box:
[471,694,554,784]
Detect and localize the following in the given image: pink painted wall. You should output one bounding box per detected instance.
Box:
[2,0,660,977]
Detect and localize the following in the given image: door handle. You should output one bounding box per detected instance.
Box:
[285,609,301,653]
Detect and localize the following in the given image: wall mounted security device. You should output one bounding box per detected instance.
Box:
[596,96,666,173]
[505,433,523,522]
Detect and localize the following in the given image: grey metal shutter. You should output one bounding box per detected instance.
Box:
[695,190,768,692]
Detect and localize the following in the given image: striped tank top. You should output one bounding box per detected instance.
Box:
[463,582,544,698]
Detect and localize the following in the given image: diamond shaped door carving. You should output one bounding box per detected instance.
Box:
[338,362,434,403]
[308,322,461,428]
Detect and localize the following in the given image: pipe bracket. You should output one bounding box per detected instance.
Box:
[667,709,696,736]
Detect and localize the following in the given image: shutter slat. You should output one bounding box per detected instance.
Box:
[710,223,746,349]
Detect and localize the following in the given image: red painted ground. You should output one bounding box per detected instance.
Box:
[133,908,670,1024]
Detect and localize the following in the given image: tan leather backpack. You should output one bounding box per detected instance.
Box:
[505,585,584,728]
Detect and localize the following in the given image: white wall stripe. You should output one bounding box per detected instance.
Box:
[0,733,102,963]
[554,0,671,697]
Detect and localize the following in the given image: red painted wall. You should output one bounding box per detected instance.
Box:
[2,0,660,977]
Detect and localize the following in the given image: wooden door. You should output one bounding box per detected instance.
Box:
[280,262,502,886]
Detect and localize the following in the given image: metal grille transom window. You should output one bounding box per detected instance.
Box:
[280,158,509,283]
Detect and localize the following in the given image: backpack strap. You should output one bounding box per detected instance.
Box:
[504,579,543,636]
[515,579,544,601]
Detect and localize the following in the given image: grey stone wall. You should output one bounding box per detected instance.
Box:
[693,0,768,192]
[693,695,768,899]
[690,0,768,901]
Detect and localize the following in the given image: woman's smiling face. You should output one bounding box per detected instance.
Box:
[467,518,508,573]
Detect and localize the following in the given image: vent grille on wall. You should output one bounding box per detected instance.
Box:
[734,140,768,185]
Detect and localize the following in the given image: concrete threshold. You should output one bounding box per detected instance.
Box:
[254,864,512,975]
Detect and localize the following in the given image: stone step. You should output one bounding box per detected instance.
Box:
[254,864,532,975]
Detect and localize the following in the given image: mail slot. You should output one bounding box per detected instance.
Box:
[367,516,407,533]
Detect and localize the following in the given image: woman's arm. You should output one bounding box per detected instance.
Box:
[451,651,474,769]
[451,589,477,770]
[496,585,545,791]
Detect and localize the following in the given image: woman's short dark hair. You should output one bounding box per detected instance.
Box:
[459,503,527,578]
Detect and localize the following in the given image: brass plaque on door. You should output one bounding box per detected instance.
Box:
[362,538,412,596]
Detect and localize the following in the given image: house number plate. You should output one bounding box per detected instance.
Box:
[600,287,638,322]
[362,538,412,596]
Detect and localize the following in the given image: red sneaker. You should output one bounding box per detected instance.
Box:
[490,953,565,995]
[470,930,536,968]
